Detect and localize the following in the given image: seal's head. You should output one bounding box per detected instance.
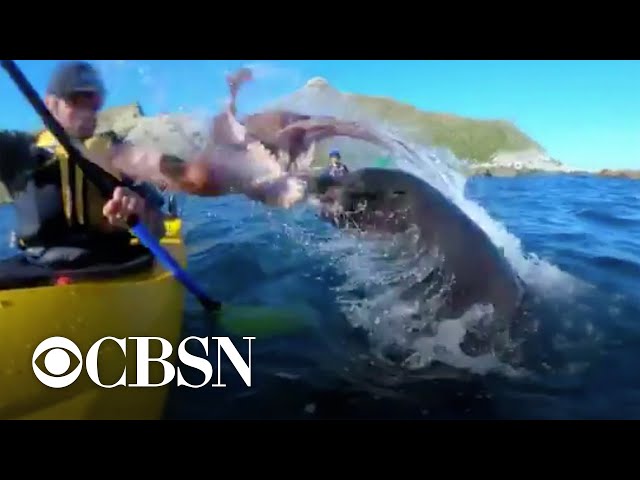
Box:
[308,168,415,232]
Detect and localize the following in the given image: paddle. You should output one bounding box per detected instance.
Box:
[1,59,310,337]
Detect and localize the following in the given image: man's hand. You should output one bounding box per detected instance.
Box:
[103,186,145,228]
[102,186,166,239]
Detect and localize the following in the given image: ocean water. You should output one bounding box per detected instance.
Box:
[1,158,639,419]
[158,170,639,420]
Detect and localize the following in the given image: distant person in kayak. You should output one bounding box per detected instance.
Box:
[325,150,349,177]
[0,60,169,268]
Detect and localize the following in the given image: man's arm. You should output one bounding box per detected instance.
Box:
[102,186,166,239]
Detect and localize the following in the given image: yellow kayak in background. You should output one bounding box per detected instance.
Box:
[0,217,186,420]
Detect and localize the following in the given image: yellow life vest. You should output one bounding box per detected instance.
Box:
[34,129,123,231]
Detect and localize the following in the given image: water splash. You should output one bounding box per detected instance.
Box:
[273,86,594,379]
[386,133,588,300]
[275,85,586,298]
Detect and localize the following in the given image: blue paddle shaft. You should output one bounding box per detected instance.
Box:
[130,222,220,311]
[1,59,221,313]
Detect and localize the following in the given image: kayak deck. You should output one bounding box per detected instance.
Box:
[0,217,187,420]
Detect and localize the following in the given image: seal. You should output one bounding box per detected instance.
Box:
[309,167,527,357]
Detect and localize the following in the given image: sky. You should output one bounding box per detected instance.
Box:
[1,59,638,171]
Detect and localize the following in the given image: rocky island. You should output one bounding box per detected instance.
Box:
[269,77,576,177]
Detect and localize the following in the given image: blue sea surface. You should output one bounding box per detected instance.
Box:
[1,172,638,419]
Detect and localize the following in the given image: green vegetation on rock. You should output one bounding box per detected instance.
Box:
[277,79,553,172]
[347,94,543,164]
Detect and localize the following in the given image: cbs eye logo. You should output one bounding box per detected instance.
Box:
[32,337,83,389]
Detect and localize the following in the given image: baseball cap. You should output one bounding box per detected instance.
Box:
[46,61,106,100]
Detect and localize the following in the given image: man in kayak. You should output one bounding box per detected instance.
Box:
[325,150,349,177]
[0,60,171,270]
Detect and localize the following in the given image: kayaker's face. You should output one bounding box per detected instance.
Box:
[46,91,102,140]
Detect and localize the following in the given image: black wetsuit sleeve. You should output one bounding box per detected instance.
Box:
[0,130,45,199]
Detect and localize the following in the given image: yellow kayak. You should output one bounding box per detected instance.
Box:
[0,216,186,420]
